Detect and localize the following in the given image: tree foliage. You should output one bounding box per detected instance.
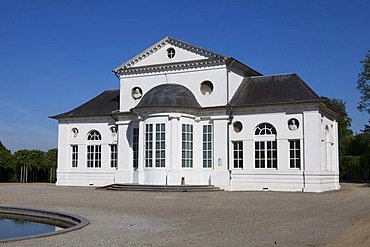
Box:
[357,50,370,114]
[322,97,353,155]
[342,133,370,180]
[0,142,58,183]
[0,141,14,182]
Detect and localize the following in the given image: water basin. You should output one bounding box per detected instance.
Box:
[0,206,89,243]
[0,217,63,240]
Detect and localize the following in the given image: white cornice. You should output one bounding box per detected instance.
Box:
[112,36,228,73]
[117,58,227,76]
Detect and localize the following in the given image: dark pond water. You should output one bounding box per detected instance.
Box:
[0,217,63,240]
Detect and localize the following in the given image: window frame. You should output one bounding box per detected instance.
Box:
[289,140,301,169]
[202,124,213,168]
[144,123,166,168]
[71,145,78,167]
[182,124,193,168]
[110,144,118,168]
[233,141,243,169]
[87,130,102,141]
[155,123,166,168]
[87,144,101,168]
[86,130,102,168]
[254,123,278,169]
[133,128,139,169]
[255,140,277,169]
[145,124,153,168]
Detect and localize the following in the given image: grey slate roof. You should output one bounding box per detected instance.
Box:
[51,74,324,120]
[134,84,201,110]
[50,90,119,119]
[230,73,322,107]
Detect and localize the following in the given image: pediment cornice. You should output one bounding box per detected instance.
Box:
[117,58,227,76]
[113,36,228,73]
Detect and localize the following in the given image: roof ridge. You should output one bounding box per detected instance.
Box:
[104,89,120,92]
[250,72,297,78]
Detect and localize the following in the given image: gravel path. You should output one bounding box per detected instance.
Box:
[0,183,369,247]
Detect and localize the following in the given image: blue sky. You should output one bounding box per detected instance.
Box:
[0,0,369,152]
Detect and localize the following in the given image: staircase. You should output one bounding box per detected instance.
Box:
[98,184,222,192]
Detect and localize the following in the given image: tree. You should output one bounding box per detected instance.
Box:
[13,150,31,183]
[0,141,14,182]
[345,133,370,180]
[357,50,370,114]
[0,146,58,183]
[322,97,353,155]
[44,148,58,183]
[27,150,45,182]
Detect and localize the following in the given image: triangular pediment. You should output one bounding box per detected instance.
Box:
[113,36,228,73]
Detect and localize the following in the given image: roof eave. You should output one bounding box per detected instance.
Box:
[230,99,326,108]
[226,58,263,76]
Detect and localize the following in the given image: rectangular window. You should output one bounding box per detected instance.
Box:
[110,144,117,168]
[87,145,101,168]
[289,140,301,169]
[155,123,166,168]
[71,145,78,167]
[87,145,93,168]
[255,141,265,168]
[133,128,139,169]
[145,124,153,168]
[233,141,243,169]
[95,145,101,168]
[203,125,213,168]
[255,141,277,169]
[182,124,193,168]
[266,141,277,169]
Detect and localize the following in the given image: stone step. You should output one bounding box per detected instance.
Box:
[98,184,222,192]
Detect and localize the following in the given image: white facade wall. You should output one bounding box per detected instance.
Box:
[228,70,245,101]
[113,113,230,189]
[120,66,229,111]
[229,109,305,191]
[56,118,118,186]
[56,106,339,192]
[132,43,208,67]
[227,107,339,192]
[55,38,339,192]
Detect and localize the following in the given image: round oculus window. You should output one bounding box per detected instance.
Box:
[167,48,175,59]
[200,81,214,95]
[233,121,243,133]
[288,118,299,131]
[131,87,143,100]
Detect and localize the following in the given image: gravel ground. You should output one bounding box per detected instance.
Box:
[0,183,370,247]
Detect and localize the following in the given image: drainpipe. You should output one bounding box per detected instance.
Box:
[226,59,235,183]
[302,114,306,192]
[227,103,233,182]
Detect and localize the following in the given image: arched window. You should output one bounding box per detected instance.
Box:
[324,125,332,170]
[254,123,277,169]
[255,123,277,135]
[86,130,101,168]
[87,130,101,141]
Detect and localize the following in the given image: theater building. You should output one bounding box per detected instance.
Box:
[51,37,339,192]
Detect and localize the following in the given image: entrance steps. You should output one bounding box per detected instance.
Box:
[98,184,222,192]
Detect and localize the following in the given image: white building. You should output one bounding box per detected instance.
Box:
[51,37,340,192]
